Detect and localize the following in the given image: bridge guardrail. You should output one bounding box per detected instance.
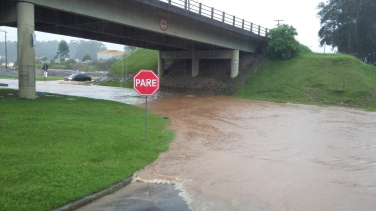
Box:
[158,0,268,37]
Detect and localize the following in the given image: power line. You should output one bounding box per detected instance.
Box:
[274,20,284,27]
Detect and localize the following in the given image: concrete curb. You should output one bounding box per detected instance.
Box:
[51,174,134,211]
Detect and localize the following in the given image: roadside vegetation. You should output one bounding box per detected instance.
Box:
[112,48,158,75]
[236,53,376,111]
[97,48,158,87]
[0,89,173,211]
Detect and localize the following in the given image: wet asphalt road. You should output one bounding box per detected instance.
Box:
[77,182,190,211]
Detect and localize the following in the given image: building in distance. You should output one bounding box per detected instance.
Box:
[97,50,126,61]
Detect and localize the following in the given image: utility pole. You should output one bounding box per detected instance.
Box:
[274,20,284,27]
[0,29,7,69]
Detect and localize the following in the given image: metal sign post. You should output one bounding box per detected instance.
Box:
[133,69,160,141]
[145,96,148,141]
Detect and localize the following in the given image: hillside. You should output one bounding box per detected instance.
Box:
[108,47,376,111]
[235,53,376,110]
[112,48,158,75]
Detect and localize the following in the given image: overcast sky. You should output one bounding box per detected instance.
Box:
[0,0,333,54]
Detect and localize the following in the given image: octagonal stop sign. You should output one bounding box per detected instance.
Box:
[133,70,160,96]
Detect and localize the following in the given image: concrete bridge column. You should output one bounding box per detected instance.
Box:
[192,51,199,77]
[231,50,239,78]
[158,50,165,77]
[17,2,36,99]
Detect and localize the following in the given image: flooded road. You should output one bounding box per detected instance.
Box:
[136,95,376,211]
[3,78,376,210]
[0,78,155,104]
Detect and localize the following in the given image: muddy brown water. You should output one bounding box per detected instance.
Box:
[135,95,376,211]
[2,78,376,210]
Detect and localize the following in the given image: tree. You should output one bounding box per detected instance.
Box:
[267,24,300,60]
[124,45,138,54]
[317,0,376,65]
[55,40,69,62]
[82,54,91,62]
[70,40,107,61]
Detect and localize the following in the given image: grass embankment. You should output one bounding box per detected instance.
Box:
[236,53,376,111]
[0,89,173,211]
[100,49,158,88]
[0,74,64,81]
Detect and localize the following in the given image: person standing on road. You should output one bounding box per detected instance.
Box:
[43,63,49,79]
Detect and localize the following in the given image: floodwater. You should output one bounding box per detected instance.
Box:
[136,95,376,211]
[3,78,376,210]
[0,78,156,104]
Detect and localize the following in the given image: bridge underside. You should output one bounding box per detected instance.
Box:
[0,0,268,99]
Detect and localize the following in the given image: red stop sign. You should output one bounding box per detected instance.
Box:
[133,70,160,96]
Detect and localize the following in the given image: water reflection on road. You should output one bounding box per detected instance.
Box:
[0,78,154,104]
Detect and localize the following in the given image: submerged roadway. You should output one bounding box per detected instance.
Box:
[2,78,376,211]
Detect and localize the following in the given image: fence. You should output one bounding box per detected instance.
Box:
[157,0,268,37]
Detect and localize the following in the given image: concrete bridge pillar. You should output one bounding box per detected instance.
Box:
[231,50,239,78]
[158,50,165,77]
[192,51,199,77]
[17,2,36,99]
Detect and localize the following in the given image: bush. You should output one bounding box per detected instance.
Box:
[64,59,77,69]
[267,24,300,60]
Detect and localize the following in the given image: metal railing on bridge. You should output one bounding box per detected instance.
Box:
[158,0,268,37]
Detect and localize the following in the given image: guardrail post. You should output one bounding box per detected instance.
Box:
[211,7,214,19]
[222,12,225,23]
[184,0,187,10]
[258,26,261,35]
[168,0,171,5]
[250,23,253,32]
[199,3,202,15]
[233,16,235,26]
[242,19,244,29]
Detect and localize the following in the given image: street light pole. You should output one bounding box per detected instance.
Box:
[0,30,8,69]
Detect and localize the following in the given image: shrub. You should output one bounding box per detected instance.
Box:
[267,24,300,60]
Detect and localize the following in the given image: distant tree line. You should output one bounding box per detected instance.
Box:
[0,40,109,62]
[317,0,376,65]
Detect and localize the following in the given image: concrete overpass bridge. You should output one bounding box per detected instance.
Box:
[0,0,269,99]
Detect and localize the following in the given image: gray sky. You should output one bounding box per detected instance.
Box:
[0,0,332,53]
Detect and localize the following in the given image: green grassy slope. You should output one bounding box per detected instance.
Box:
[0,89,173,211]
[236,53,376,110]
[112,48,158,75]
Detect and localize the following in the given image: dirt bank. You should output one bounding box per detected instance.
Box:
[160,53,265,95]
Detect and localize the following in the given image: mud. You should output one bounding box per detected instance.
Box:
[136,95,376,211]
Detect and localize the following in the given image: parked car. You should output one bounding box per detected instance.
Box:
[64,73,91,81]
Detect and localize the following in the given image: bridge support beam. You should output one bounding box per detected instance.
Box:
[161,50,241,78]
[192,51,199,77]
[231,50,239,78]
[158,50,165,77]
[17,2,36,99]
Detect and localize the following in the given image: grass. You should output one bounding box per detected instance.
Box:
[0,89,174,211]
[98,80,133,89]
[235,53,376,110]
[35,64,66,69]
[0,74,64,81]
[112,48,158,75]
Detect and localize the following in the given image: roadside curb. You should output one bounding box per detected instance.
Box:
[51,174,134,211]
